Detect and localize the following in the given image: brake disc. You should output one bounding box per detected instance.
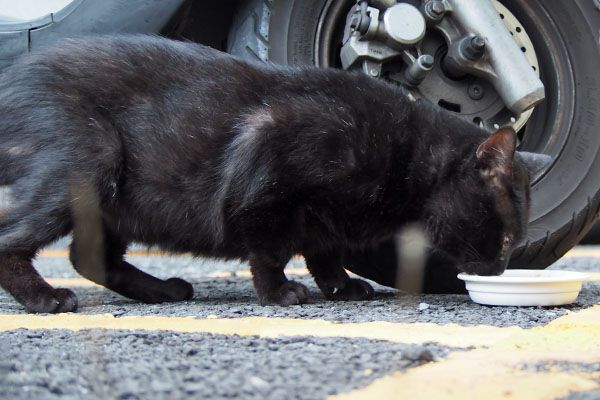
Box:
[417,0,540,133]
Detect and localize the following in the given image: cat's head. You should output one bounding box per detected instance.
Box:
[425,127,549,276]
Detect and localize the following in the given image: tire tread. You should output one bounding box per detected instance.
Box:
[227,0,272,62]
[520,188,600,268]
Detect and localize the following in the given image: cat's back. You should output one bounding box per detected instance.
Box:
[0,35,236,99]
[0,34,280,154]
[0,34,410,121]
[3,35,219,76]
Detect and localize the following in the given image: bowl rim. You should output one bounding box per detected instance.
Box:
[457,269,589,284]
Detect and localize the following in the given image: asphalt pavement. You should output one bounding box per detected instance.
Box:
[0,244,599,399]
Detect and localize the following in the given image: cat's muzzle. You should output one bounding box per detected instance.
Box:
[459,233,516,275]
[459,252,510,276]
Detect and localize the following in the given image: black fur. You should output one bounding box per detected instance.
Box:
[0,35,532,313]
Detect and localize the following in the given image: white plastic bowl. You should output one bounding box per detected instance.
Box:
[457,269,589,306]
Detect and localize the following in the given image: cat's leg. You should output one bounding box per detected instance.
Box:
[248,250,309,306]
[0,250,78,313]
[0,200,77,313]
[69,231,193,303]
[64,175,193,303]
[304,251,374,301]
[239,205,308,305]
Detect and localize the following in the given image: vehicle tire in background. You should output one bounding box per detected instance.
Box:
[228,0,600,291]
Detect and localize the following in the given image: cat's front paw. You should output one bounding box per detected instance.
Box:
[258,281,309,306]
[326,278,374,301]
[116,276,193,304]
[24,287,78,313]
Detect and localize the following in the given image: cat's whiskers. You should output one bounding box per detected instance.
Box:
[457,236,483,262]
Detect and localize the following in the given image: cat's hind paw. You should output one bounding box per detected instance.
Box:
[24,287,78,313]
[327,278,374,301]
[164,278,194,301]
[259,281,309,306]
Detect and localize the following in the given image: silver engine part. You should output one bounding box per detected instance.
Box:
[340,0,546,127]
[444,0,544,114]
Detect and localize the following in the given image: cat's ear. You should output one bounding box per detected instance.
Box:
[476,127,517,180]
[515,151,552,177]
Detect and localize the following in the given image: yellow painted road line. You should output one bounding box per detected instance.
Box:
[564,247,600,258]
[492,304,600,352]
[46,278,101,287]
[0,314,521,348]
[332,349,600,400]
[332,305,600,400]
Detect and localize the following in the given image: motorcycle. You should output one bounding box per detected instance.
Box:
[2,0,600,291]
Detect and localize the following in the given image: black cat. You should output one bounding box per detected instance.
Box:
[0,35,546,313]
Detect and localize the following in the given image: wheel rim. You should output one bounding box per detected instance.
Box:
[315,0,355,68]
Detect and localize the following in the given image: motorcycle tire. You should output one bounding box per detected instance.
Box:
[227,0,600,291]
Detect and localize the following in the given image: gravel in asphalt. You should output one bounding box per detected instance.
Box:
[1,329,450,399]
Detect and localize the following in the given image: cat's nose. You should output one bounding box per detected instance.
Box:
[490,254,511,275]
